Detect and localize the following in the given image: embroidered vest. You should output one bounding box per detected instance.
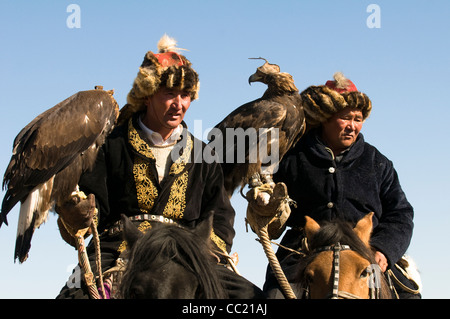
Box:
[127,118,192,219]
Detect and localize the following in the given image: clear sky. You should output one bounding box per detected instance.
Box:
[0,0,449,299]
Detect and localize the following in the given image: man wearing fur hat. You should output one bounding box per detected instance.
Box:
[56,35,264,299]
[263,73,420,299]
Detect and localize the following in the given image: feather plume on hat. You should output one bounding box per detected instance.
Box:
[118,35,199,125]
[333,72,352,90]
[157,34,187,53]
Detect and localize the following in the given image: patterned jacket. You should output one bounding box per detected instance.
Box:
[79,113,235,254]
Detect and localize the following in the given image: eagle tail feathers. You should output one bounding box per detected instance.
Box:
[14,182,52,262]
[14,214,37,263]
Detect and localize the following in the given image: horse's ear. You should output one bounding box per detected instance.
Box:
[121,214,143,249]
[353,212,374,246]
[304,216,320,242]
[195,211,214,242]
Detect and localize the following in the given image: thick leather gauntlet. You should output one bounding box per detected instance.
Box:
[56,192,96,246]
[246,182,294,240]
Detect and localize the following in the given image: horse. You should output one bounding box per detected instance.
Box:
[296,212,392,299]
[118,212,228,299]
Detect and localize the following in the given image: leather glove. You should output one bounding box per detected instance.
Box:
[56,192,96,247]
[246,182,294,240]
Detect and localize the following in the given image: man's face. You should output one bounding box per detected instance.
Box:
[144,87,191,138]
[321,107,364,155]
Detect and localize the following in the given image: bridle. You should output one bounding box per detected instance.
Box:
[304,242,381,299]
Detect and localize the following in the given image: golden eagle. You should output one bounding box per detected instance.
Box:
[1,87,119,262]
[209,58,306,198]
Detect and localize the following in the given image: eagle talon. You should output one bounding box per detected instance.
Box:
[260,173,275,186]
[70,190,88,202]
[248,173,263,188]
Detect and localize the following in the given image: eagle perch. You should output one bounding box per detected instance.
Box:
[209,58,306,198]
[1,87,119,262]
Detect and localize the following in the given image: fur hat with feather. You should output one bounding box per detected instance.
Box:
[118,34,199,125]
[301,72,372,127]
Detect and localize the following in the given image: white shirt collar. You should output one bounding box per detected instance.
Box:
[138,116,182,146]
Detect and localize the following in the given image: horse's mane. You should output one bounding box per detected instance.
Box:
[297,219,391,298]
[308,219,375,262]
[120,222,226,298]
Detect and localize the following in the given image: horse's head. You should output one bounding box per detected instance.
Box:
[119,212,226,299]
[299,212,391,299]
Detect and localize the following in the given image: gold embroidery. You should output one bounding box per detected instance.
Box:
[163,171,188,219]
[129,118,159,213]
[128,116,192,221]
[210,229,227,253]
[117,221,153,253]
[128,118,155,160]
[138,220,152,233]
[117,241,127,253]
[133,156,159,213]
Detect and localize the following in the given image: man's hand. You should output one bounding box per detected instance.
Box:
[374,250,388,272]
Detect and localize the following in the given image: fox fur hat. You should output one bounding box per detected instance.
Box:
[118,34,199,125]
[301,72,372,127]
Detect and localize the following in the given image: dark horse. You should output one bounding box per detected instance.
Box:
[119,212,227,298]
[296,213,392,299]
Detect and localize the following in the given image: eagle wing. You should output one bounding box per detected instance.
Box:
[216,96,301,137]
[209,59,306,197]
[1,88,119,262]
[211,94,304,197]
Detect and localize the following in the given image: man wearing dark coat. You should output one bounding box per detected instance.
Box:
[263,72,420,299]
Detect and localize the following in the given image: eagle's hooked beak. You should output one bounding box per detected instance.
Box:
[248,73,263,85]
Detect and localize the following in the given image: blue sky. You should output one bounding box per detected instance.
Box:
[0,0,449,298]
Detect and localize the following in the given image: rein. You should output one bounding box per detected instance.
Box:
[315,242,352,299]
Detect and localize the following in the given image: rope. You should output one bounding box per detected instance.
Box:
[257,223,296,299]
[245,182,297,299]
[265,239,306,256]
[59,194,105,299]
[91,221,106,299]
[74,232,100,299]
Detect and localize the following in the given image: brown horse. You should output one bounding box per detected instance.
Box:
[297,212,392,299]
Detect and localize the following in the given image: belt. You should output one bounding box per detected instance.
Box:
[104,214,176,237]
